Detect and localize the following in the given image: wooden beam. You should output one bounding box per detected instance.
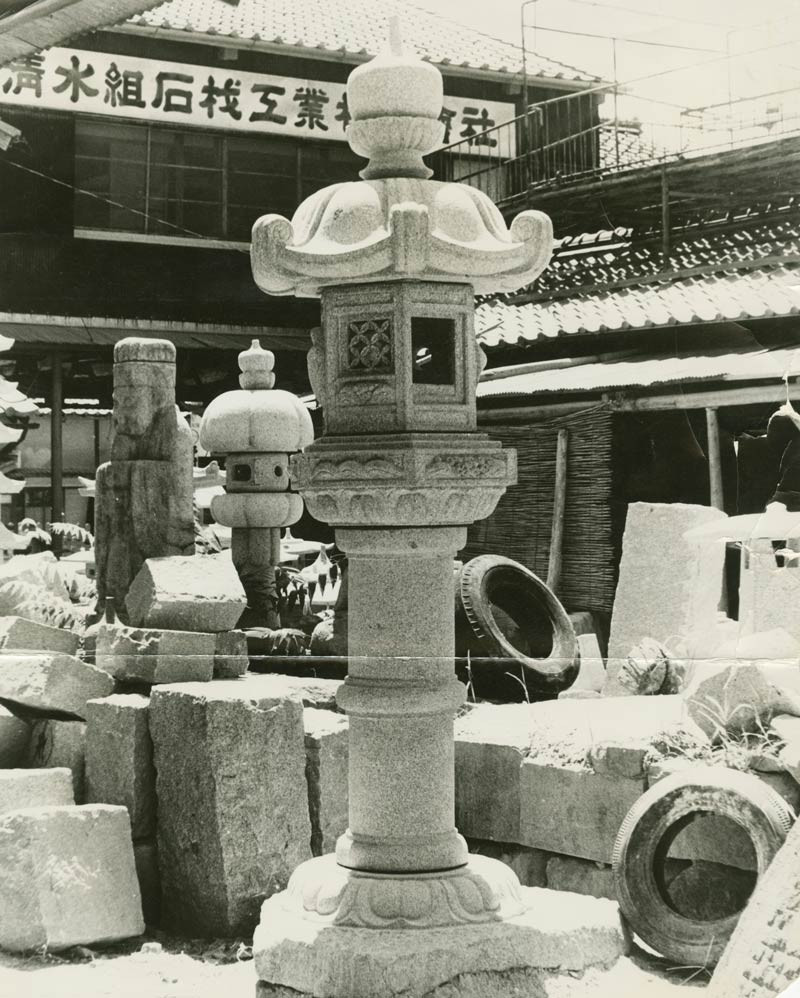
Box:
[547,428,569,595]
[478,380,785,423]
[50,351,64,549]
[705,407,724,510]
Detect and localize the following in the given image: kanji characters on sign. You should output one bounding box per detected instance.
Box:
[53,55,98,104]
[294,87,329,131]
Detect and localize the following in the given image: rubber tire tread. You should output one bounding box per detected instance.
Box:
[456,554,578,697]
[611,765,794,969]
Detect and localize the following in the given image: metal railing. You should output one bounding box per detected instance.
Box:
[428,83,800,208]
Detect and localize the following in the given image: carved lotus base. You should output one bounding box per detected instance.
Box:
[276,854,524,929]
[253,856,629,997]
[291,432,516,527]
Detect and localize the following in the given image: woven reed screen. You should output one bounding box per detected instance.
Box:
[464,407,616,614]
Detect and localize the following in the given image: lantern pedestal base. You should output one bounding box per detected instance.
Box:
[253,855,629,998]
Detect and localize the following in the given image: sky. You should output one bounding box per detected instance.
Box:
[417,0,800,115]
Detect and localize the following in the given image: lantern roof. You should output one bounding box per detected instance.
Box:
[250,25,553,299]
[199,340,314,454]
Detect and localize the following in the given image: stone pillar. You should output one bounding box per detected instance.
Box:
[95,338,194,617]
[335,527,467,873]
[250,27,627,998]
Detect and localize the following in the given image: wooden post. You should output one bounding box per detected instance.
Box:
[706,406,724,510]
[50,352,64,546]
[547,427,569,593]
[661,163,671,268]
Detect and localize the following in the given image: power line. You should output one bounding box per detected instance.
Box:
[529,24,724,54]
[561,0,731,30]
[1,156,250,251]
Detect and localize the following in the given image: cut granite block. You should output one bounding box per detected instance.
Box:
[0,804,143,952]
[0,653,113,719]
[0,767,73,816]
[149,676,312,936]
[126,554,246,632]
[85,694,155,840]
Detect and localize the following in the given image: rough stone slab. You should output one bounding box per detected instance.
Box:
[85,694,155,840]
[710,810,800,998]
[0,652,114,719]
[126,553,246,632]
[454,704,531,843]
[0,704,29,766]
[684,659,800,739]
[467,840,549,887]
[304,707,348,856]
[0,804,144,952]
[0,767,73,816]
[214,629,249,678]
[133,839,161,927]
[0,551,69,606]
[85,622,214,684]
[520,760,645,864]
[149,677,312,936]
[23,719,87,802]
[546,855,616,901]
[606,502,727,682]
[0,616,79,655]
[254,885,628,998]
[739,540,800,644]
[561,635,606,696]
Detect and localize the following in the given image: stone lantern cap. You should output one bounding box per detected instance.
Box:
[251,27,553,298]
[199,340,314,455]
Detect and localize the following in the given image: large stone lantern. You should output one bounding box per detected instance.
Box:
[251,27,624,998]
[199,340,313,627]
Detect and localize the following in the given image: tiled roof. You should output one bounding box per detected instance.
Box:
[0,0,162,67]
[476,215,800,347]
[125,0,595,81]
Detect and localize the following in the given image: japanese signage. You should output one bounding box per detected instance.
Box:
[0,48,514,156]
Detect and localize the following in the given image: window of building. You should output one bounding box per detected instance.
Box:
[74,118,361,244]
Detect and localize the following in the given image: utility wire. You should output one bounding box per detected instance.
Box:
[559,0,731,30]
[1,156,251,251]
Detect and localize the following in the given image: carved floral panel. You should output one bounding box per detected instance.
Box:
[347,318,393,373]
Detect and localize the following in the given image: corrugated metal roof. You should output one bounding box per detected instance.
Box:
[124,0,595,82]
[477,345,800,399]
[476,216,800,347]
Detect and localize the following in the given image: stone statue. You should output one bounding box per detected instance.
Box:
[95,338,194,618]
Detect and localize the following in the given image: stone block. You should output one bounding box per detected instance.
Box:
[587,739,649,779]
[0,704,29,765]
[149,676,312,936]
[304,707,349,856]
[85,622,214,685]
[0,804,144,951]
[455,704,531,843]
[0,652,114,719]
[23,718,87,802]
[85,694,155,840]
[520,760,646,864]
[739,539,800,644]
[467,840,549,887]
[0,551,69,606]
[0,616,79,655]
[126,553,246,632]
[684,659,800,739]
[0,767,73,815]
[546,855,616,900]
[133,839,161,927]
[214,629,249,679]
[606,502,727,682]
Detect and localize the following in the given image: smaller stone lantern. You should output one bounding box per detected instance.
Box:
[199,341,314,628]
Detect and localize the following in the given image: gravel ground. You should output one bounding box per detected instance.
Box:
[0,937,709,998]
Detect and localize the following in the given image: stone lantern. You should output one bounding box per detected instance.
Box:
[199,340,313,628]
[250,26,624,998]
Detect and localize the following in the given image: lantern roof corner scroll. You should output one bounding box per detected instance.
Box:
[250,23,553,299]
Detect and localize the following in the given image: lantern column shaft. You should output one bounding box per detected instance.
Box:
[334,526,468,873]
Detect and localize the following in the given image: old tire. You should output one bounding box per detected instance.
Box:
[455,554,579,700]
[612,766,794,968]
